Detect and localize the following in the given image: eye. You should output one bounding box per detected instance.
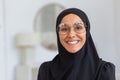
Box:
[60,27,69,32]
[75,25,83,30]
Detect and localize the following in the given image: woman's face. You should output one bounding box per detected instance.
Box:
[59,14,86,54]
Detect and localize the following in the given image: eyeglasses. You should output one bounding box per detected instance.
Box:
[58,22,86,35]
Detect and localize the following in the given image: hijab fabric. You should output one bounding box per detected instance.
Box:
[50,8,101,80]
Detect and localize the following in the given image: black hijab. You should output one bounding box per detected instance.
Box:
[50,8,101,80]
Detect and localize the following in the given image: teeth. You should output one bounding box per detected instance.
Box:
[68,41,78,44]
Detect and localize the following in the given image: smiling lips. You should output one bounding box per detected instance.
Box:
[67,40,79,45]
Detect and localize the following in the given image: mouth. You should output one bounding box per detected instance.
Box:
[67,40,79,45]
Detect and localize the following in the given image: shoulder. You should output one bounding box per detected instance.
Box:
[40,61,51,69]
[101,60,115,72]
[102,60,115,67]
[37,61,51,80]
[100,60,115,80]
[39,61,51,73]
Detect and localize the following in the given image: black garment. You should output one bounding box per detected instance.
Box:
[38,60,115,80]
[37,8,115,80]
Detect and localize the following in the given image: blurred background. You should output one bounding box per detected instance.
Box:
[0,0,120,80]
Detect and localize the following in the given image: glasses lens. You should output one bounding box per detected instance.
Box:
[74,24,85,33]
[59,26,69,34]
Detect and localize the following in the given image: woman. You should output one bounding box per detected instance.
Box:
[37,8,115,80]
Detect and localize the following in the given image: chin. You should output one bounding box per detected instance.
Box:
[68,50,79,54]
[66,46,83,54]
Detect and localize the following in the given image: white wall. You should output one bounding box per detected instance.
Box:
[114,0,120,57]
[0,0,120,80]
[114,0,120,73]
[4,0,37,80]
[0,0,6,80]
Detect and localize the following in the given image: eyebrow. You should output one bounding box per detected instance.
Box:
[74,22,84,25]
[58,23,67,27]
[59,22,83,27]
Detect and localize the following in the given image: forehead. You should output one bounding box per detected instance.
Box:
[61,13,84,24]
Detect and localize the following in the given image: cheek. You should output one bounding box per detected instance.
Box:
[59,35,66,44]
[82,36,86,46]
[78,33,86,45]
[59,35,68,49]
[83,34,86,43]
[82,34,86,42]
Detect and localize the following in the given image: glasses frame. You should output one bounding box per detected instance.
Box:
[57,22,87,35]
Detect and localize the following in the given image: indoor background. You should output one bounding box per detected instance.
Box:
[0,0,120,80]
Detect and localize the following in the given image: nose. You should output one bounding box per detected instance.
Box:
[67,29,76,38]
